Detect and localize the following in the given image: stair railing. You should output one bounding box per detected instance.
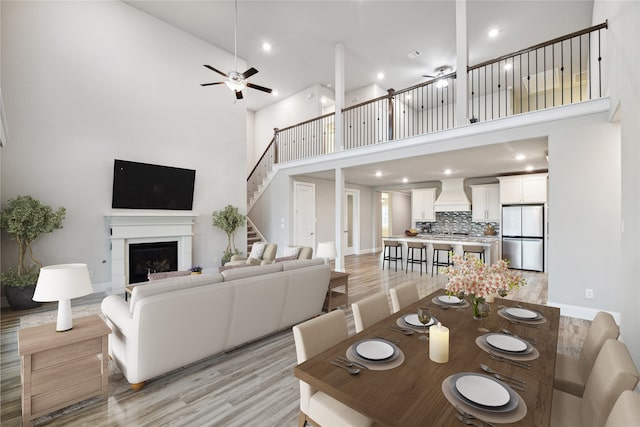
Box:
[247,133,277,205]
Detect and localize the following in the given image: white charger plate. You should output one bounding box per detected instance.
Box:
[505,307,539,319]
[438,295,462,304]
[403,313,435,328]
[486,334,528,353]
[354,340,395,361]
[455,374,511,408]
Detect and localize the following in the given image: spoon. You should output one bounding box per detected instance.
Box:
[330,361,360,375]
[501,328,536,344]
[455,413,481,427]
[480,363,527,384]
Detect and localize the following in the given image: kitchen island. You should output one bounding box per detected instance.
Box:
[383,234,500,273]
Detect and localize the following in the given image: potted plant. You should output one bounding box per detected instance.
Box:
[211,205,246,265]
[1,195,66,310]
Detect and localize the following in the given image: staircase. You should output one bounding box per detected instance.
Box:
[246,218,266,255]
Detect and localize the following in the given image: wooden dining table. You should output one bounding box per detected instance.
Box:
[294,289,560,426]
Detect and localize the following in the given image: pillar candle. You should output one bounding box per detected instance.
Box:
[429,322,449,363]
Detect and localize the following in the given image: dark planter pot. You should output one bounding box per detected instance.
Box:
[5,284,42,310]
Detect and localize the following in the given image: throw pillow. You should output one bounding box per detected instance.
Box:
[283,246,301,258]
[249,242,266,260]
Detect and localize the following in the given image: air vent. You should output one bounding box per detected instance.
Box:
[407,50,421,59]
[522,68,561,93]
[573,71,588,86]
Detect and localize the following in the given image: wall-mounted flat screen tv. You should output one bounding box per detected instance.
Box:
[111,159,196,210]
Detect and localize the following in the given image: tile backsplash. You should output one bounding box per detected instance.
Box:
[416,211,499,236]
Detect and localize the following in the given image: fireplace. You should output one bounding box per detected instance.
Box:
[106,212,197,293]
[128,241,178,284]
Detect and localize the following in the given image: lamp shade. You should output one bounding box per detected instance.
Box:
[316,242,337,260]
[34,263,93,302]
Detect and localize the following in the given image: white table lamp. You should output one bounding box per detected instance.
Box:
[316,242,337,264]
[33,263,94,331]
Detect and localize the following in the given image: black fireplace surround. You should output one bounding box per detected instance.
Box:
[128,241,178,284]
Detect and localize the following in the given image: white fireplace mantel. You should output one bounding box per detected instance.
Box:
[106,211,197,293]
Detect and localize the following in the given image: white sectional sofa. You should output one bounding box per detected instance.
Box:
[101,258,330,389]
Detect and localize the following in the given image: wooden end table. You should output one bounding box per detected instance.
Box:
[323,271,349,311]
[18,314,111,426]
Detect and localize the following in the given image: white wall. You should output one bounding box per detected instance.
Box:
[1,1,246,289]
[389,192,411,236]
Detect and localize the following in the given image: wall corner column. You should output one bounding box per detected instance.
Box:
[455,0,469,126]
[335,43,345,152]
[335,167,345,272]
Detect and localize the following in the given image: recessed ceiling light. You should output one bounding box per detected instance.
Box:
[516,154,526,161]
[320,96,327,104]
[504,63,513,70]
[488,28,499,38]
[375,171,383,177]
[402,178,409,183]
[262,42,272,52]
[377,72,385,80]
[272,90,278,97]
[526,165,534,172]
[444,169,452,175]
[406,94,412,100]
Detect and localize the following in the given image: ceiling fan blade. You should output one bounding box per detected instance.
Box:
[200,82,225,86]
[246,82,273,94]
[422,75,436,78]
[235,90,244,100]
[241,67,259,79]
[203,65,228,77]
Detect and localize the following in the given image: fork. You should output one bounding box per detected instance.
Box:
[455,411,497,427]
[488,352,531,369]
[336,356,369,370]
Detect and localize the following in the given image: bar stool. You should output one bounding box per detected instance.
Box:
[382,240,403,271]
[463,245,486,264]
[431,243,453,276]
[406,241,427,275]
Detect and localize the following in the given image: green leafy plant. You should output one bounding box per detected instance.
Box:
[212,205,246,264]
[0,195,66,287]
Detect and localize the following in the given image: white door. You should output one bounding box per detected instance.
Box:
[294,181,316,249]
[343,189,360,256]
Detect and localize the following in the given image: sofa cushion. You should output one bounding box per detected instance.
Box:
[281,258,325,271]
[129,273,223,314]
[283,246,301,257]
[220,262,283,281]
[275,255,298,263]
[148,270,191,281]
[218,263,252,273]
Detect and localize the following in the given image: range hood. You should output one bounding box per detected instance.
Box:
[434,178,471,212]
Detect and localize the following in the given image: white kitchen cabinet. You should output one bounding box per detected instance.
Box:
[498,174,548,204]
[471,184,500,222]
[411,188,436,222]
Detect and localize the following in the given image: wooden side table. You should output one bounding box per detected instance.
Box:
[18,314,111,426]
[323,271,349,311]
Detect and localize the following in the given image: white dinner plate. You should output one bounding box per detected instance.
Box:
[505,307,539,319]
[403,313,435,328]
[486,334,528,353]
[438,295,462,304]
[455,374,511,408]
[354,340,395,361]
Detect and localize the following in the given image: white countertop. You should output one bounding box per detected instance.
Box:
[385,234,500,245]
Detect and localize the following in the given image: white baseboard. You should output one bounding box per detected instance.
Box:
[546,301,621,324]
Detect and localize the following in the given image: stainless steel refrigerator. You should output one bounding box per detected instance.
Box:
[502,205,544,271]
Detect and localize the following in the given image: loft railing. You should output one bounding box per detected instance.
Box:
[468,21,608,122]
[247,23,607,201]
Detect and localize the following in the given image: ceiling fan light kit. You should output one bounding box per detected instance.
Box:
[200,0,272,100]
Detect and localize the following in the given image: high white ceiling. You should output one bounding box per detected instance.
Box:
[126,0,595,112]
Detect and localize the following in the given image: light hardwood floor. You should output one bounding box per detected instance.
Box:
[1,253,589,426]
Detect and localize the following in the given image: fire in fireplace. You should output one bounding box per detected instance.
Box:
[128,241,178,284]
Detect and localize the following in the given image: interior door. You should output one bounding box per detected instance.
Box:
[294,181,316,250]
[343,189,360,256]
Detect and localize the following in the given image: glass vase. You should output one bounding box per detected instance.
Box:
[470,294,486,320]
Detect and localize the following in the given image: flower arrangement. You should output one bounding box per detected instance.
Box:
[443,254,526,299]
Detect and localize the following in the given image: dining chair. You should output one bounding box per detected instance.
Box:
[389,284,419,313]
[292,310,374,427]
[554,311,620,396]
[352,293,391,333]
[604,390,640,427]
[550,339,640,427]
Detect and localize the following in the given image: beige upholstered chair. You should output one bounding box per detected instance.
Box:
[226,242,277,266]
[389,284,419,313]
[554,311,620,396]
[352,293,391,333]
[550,339,640,427]
[292,310,374,427]
[604,390,640,427]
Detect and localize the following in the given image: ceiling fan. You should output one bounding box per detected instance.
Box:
[423,66,453,88]
[200,0,272,100]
